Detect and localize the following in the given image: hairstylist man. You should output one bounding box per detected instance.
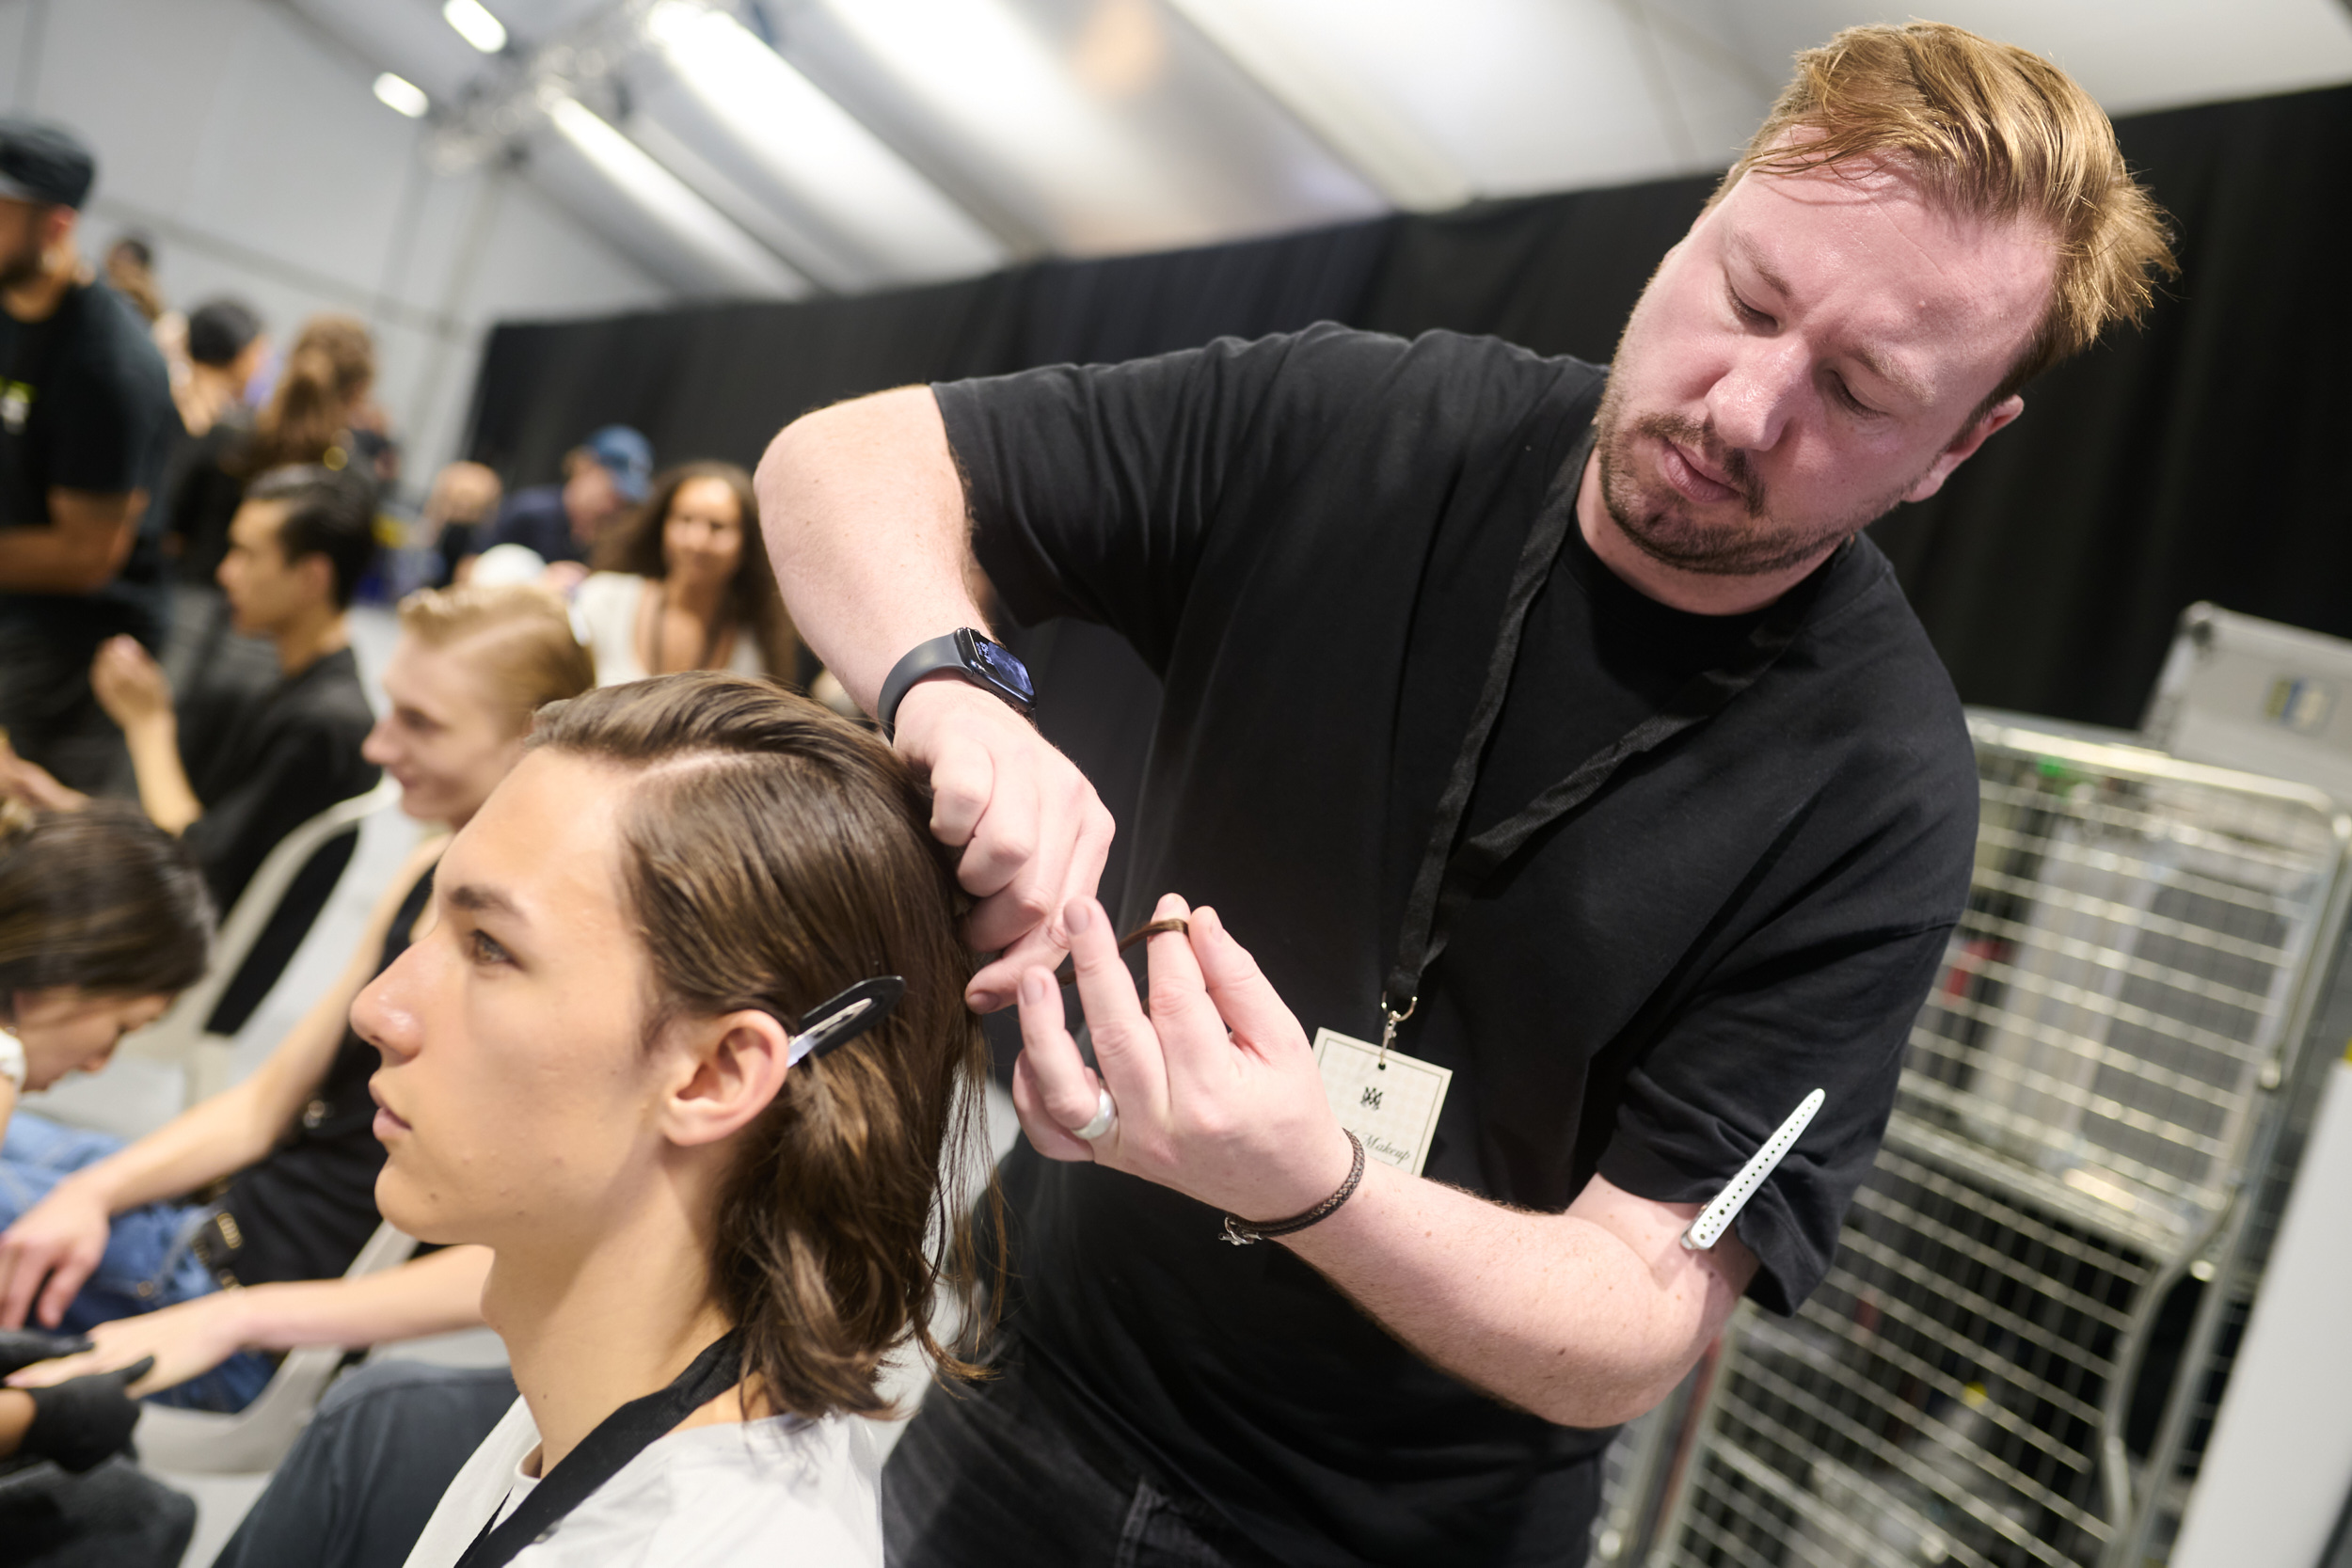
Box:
[0,119,175,797]
[757,25,2176,1566]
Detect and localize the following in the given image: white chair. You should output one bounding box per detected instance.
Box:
[133,1220,421,1474]
[120,778,403,1108]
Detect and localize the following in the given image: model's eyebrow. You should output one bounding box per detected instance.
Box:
[1728,229,1932,409]
[446,883,527,922]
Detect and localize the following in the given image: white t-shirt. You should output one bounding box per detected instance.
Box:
[401,1397,882,1568]
[571,571,768,688]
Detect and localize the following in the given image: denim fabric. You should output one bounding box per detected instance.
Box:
[0,1113,277,1412]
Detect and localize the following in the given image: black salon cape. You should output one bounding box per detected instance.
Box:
[936,324,1978,1566]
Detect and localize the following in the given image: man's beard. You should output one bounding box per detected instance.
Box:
[1591,377,1919,578]
[0,236,45,292]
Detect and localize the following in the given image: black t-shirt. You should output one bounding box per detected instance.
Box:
[160,407,253,585]
[0,279,175,648]
[221,863,432,1289]
[180,644,382,1033]
[935,325,1979,1566]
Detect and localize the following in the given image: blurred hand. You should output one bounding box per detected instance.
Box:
[0,1180,113,1330]
[8,1298,246,1399]
[88,636,171,731]
[18,1357,152,1472]
[1010,894,1354,1223]
[892,680,1116,1012]
[0,739,87,814]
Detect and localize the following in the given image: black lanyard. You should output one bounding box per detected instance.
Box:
[454,1330,743,1568]
[1378,425,1844,1053]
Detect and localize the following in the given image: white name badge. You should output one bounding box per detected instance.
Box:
[1313,1027,1453,1177]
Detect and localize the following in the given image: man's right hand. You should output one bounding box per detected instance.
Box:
[892,678,1116,1012]
[0,1180,113,1330]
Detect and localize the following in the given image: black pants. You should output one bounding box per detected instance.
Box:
[883,1345,1277,1568]
[0,1457,195,1568]
[212,1360,516,1568]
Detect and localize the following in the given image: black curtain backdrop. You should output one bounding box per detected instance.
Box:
[467,81,2352,732]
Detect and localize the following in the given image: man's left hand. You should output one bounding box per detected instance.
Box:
[88,636,170,731]
[1011,893,1356,1225]
[0,738,87,814]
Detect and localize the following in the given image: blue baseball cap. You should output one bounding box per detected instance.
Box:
[581,425,653,503]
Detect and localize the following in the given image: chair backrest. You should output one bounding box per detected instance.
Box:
[133,1221,421,1475]
[120,778,402,1088]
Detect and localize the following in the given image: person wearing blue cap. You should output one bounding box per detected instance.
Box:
[0,118,177,797]
[464,425,652,584]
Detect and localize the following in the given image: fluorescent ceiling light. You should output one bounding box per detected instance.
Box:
[545,96,807,296]
[373,72,431,119]
[812,0,1185,249]
[443,0,508,55]
[644,1,1002,280]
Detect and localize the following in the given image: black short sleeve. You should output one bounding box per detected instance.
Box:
[936,324,1419,673]
[1593,709,1976,1313]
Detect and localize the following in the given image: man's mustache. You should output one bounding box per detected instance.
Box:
[1633,414,1766,516]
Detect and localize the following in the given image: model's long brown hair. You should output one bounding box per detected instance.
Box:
[247,314,375,474]
[0,801,213,1008]
[526,673,993,1419]
[590,462,800,683]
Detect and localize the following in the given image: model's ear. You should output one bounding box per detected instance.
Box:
[659,1009,792,1148]
[1904,394,2024,503]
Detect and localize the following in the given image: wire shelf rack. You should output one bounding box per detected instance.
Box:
[1643,715,2352,1568]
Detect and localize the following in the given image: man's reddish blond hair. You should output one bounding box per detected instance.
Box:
[1714,22,2175,409]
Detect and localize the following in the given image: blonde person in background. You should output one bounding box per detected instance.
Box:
[572,461,801,687]
[0,585,590,1415]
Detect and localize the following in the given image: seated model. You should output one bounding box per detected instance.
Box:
[0,802,208,1488]
[572,461,802,687]
[366,673,991,1566]
[0,585,591,1411]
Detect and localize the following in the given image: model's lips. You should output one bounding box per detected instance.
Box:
[1659,436,1739,506]
[370,1078,412,1139]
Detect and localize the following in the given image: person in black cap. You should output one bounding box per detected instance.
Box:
[0,117,177,797]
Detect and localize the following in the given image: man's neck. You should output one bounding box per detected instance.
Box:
[481,1174,737,1476]
[1574,446,1838,616]
[269,606,350,678]
[2,247,86,324]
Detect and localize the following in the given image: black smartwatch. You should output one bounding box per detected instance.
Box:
[876,628,1035,739]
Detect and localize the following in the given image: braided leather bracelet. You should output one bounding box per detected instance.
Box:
[1219,1132,1367,1246]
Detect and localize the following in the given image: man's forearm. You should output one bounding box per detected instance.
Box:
[231,1245,491,1351]
[65,1075,286,1216]
[755,386,985,711]
[0,525,121,594]
[121,716,201,834]
[1277,1165,1747,1428]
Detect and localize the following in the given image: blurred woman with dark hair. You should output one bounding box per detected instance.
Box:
[371,673,992,1566]
[0,801,213,1142]
[573,462,803,688]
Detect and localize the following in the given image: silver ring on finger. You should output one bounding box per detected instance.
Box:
[1073,1087,1118,1142]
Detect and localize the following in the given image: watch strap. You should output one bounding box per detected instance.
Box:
[876,629,1031,740]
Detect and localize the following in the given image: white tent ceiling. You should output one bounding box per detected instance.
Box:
[289,0,2352,301]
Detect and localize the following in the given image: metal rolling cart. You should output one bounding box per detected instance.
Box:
[1637,713,2352,1568]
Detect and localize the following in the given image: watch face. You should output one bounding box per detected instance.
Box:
[966,636,1035,706]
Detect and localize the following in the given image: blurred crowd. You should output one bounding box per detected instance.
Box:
[0,116,861,1564]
